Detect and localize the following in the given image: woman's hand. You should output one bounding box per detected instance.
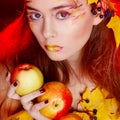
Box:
[7,81,50,120]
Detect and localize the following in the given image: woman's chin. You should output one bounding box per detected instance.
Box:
[47,54,66,61]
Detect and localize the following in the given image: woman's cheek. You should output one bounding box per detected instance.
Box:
[29,22,34,30]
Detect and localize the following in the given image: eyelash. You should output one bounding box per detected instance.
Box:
[56,11,71,20]
[27,12,43,21]
[27,10,71,22]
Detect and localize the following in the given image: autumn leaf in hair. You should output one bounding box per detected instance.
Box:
[88,0,98,4]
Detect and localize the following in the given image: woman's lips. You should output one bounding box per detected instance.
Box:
[45,44,63,52]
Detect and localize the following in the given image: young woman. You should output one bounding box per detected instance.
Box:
[1,0,120,119]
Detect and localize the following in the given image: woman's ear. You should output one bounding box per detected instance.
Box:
[93,15,103,25]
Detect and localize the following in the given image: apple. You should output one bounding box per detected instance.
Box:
[37,81,73,120]
[58,113,82,120]
[10,63,44,96]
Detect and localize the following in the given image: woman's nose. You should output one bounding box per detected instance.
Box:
[42,18,56,39]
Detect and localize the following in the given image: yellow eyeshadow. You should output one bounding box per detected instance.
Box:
[70,11,86,25]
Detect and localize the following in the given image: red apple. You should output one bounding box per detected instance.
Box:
[58,113,82,120]
[10,63,44,96]
[37,81,73,120]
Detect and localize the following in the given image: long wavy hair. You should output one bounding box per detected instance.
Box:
[0,5,120,119]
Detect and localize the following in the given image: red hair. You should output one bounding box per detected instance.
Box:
[115,45,120,73]
[0,14,33,62]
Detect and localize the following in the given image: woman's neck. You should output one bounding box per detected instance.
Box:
[66,70,96,110]
[67,49,83,70]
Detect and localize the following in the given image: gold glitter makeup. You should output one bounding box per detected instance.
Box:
[45,45,63,52]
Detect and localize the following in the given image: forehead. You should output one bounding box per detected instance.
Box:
[25,0,73,3]
[25,0,73,12]
[25,0,86,7]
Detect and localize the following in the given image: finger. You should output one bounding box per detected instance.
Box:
[28,101,50,120]
[7,81,20,100]
[22,99,49,111]
[21,88,45,104]
[22,101,33,110]
[31,100,49,111]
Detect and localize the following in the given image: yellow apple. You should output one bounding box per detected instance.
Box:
[37,81,73,120]
[58,113,82,120]
[10,63,44,96]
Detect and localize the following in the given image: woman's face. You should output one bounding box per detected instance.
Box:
[26,0,98,61]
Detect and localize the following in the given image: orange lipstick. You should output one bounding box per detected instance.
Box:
[45,44,63,52]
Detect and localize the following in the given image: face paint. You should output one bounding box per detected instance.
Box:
[25,0,96,61]
[65,3,87,24]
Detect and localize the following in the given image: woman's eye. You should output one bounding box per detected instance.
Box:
[56,11,70,20]
[27,12,42,21]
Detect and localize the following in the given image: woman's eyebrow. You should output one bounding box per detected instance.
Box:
[26,4,74,12]
[25,0,32,3]
[51,5,73,10]
[26,6,40,12]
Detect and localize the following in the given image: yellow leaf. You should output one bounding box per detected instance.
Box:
[88,0,98,4]
[6,110,33,120]
[107,15,120,47]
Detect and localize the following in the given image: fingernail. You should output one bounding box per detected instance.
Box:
[13,81,18,87]
[40,88,45,93]
[44,100,49,104]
